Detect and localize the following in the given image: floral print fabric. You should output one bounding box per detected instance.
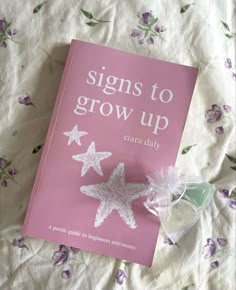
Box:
[0,0,235,289]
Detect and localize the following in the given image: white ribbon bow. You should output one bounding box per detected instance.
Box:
[144,166,203,216]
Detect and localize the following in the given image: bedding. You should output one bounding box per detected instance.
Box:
[0,0,235,289]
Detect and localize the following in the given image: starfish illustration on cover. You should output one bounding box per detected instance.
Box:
[63,125,88,146]
[80,163,147,229]
[72,142,112,176]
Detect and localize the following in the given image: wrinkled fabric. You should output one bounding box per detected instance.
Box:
[0,0,235,289]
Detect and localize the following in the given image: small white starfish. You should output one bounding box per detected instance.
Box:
[63,125,88,146]
[80,163,147,228]
[72,142,112,176]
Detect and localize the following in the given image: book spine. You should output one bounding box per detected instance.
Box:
[22,40,77,234]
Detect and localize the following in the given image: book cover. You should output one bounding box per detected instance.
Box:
[23,39,198,266]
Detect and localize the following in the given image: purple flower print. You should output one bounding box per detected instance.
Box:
[132,12,166,45]
[224,58,236,81]
[218,189,229,198]
[224,58,232,69]
[218,187,236,210]
[52,245,69,266]
[62,269,71,280]
[229,199,236,209]
[1,179,7,187]
[130,29,143,38]
[7,168,18,176]
[147,37,154,45]
[139,12,153,25]
[215,126,224,134]
[232,72,236,81]
[154,24,167,33]
[217,238,227,247]
[202,238,216,258]
[52,245,80,280]
[0,19,7,30]
[223,105,232,112]
[207,238,216,247]
[18,95,31,105]
[205,104,232,134]
[211,260,219,269]
[206,104,222,123]
[0,156,17,187]
[202,238,229,269]
[164,237,174,245]
[0,18,18,48]
[0,42,7,48]
[7,28,18,37]
[12,236,28,250]
[0,157,7,169]
[163,237,179,247]
[18,95,35,107]
[115,269,127,285]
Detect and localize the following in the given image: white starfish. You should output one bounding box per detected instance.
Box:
[72,142,112,176]
[63,125,88,146]
[80,163,147,229]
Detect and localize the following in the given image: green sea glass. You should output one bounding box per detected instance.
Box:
[183,182,215,208]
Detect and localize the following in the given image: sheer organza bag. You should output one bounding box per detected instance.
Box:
[143,166,215,243]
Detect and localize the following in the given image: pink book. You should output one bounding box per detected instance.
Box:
[23,39,198,266]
